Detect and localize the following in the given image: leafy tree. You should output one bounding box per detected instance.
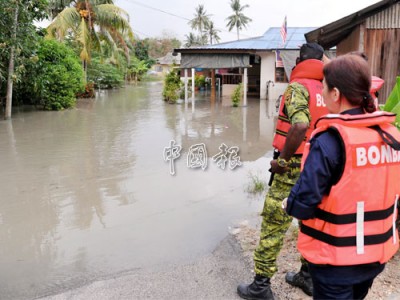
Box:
[188,4,210,45]
[47,0,134,81]
[0,0,49,119]
[132,39,155,67]
[16,39,84,110]
[226,0,252,40]
[133,40,150,62]
[145,35,181,59]
[205,21,221,45]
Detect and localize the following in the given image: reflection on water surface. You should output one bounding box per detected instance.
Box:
[0,82,276,299]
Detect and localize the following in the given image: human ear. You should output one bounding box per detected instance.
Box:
[333,87,341,102]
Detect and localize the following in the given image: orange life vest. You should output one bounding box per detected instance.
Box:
[298,112,400,266]
[272,59,328,154]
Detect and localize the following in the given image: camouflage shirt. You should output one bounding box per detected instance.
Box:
[283,82,311,126]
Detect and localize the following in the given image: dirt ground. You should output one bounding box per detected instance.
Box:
[232,219,400,300]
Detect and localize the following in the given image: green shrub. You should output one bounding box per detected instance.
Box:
[188,74,206,89]
[162,69,182,103]
[195,74,206,88]
[232,83,242,107]
[17,39,84,110]
[126,57,149,82]
[87,58,124,89]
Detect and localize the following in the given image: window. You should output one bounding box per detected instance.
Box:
[275,67,288,83]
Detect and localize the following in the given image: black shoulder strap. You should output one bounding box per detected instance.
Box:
[369,125,400,150]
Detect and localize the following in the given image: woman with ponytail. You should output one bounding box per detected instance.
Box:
[282,54,400,299]
[322,54,376,113]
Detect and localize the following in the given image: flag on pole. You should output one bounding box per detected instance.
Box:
[280,16,287,46]
[276,50,284,68]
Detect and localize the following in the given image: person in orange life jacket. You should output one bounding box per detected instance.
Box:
[283,54,400,299]
[237,42,328,300]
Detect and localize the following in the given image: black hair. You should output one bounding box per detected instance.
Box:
[323,54,375,113]
[299,42,324,62]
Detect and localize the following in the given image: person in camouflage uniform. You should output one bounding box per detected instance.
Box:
[237,43,326,300]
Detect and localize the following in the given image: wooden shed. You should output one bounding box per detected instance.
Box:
[305,0,400,103]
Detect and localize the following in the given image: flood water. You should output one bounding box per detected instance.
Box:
[0,82,276,299]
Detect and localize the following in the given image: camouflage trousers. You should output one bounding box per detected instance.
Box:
[254,156,304,278]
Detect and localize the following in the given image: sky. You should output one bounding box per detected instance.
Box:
[114,0,382,43]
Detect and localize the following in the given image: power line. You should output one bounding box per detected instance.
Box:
[120,0,191,21]
[132,29,151,38]
[118,0,252,39]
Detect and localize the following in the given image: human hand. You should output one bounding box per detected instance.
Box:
[270,159,289,174]
[281,198,288,210]
[323,54,331,64]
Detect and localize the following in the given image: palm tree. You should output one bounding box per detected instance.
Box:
[184,32,201,48]
[205,21,220,45]
[47,0,134,81]
[226,0,252,40]
[188,4,210,41]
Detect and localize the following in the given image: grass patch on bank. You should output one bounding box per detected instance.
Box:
[246,171,267,194]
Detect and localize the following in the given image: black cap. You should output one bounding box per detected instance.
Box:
[299,42,324,62]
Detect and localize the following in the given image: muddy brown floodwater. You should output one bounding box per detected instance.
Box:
[0,82,278,299]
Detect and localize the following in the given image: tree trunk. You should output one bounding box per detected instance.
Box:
[85,0,92,32]
[82,60,87,84]
[5,3,19,120]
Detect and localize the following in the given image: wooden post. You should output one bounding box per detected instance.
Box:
[210,69,216,104]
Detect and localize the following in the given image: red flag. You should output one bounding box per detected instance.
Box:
[280,16,287,45]
[276,50,284,68]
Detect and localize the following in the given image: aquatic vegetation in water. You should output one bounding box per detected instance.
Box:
[246,171,267,194]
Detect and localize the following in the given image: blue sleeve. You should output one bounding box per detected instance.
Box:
[286,130,343,220]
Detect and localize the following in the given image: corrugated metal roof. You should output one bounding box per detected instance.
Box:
[366,2,400,28]
[306,0,400,48]
[178,27,315,52]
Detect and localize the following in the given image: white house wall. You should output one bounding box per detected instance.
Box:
[258,52,288,115]
[259,52,289,101]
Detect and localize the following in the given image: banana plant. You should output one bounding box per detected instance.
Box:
[382,76,400,130]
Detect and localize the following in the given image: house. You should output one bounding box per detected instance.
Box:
[306,0,400,103]
[174,27,322,107]
[152,52,181,76]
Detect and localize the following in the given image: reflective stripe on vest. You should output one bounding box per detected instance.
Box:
[272,60,327,154]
